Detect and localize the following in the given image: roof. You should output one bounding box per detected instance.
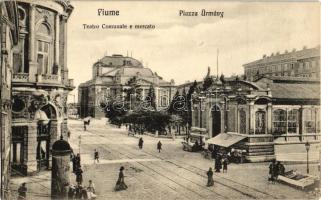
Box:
[52,136,71,152]
[95,55,142,67]
[270,83,320,100]
[243,46,320,67]
[255,76,320,83]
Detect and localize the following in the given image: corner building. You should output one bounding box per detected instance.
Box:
[11,0,74,175]
[0,1,19,198]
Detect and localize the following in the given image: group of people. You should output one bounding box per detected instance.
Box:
[214,154,228,173]
[268,160,285,183]
[68,180,96,199]
[138,137,163,153]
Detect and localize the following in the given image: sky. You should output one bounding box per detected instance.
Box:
[66,1,320,101]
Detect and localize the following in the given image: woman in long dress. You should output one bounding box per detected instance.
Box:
[206,167,214,186]
[115,166,128,191]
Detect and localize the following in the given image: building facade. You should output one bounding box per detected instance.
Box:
[244,46,320,81]
[11,0,74,175]
[192,76,320,162]
[79,54,176,118]
[0,1,19,198]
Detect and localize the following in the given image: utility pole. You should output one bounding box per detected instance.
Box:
[217,48,219,79]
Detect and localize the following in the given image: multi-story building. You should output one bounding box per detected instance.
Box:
[79,54,176,118]
[0,1,19,198]
[11,0,74,175]
[244,46,320,81]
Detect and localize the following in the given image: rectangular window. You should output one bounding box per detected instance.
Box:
[37,40,50,74]
[287,109,298,133]
[304,109,316,133]
[273,109,287,135]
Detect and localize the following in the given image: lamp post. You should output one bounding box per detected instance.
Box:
[305,141,310,174]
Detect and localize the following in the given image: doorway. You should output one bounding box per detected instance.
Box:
[212,105,221,137]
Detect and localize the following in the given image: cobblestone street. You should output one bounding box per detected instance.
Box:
[66,119,318,200]
[9,119,319,199]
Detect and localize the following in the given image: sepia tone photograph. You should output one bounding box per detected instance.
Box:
[0,0,320,199]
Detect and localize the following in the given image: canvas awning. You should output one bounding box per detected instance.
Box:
[206,133,246,147]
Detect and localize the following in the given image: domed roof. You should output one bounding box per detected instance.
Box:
[52,136,71,151]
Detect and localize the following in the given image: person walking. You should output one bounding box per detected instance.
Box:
[17,182,27,200]
[76,166,83,185]
[269,160,276,183]
[115,166,128,191]
[84,121,87,131]
[138,137,144,149]
[214,154,222,172]
[222,158,228,173]
[94,149,99,164]
[206,167,214,187]
[157,141,162,153]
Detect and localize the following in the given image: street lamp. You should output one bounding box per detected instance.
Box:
[305,141,310,174]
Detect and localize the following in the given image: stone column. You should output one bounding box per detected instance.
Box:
[267,103,272,134]
[220,101,225,134]
[249,102,255,134]
[28,4,37,82]
[55,13,61,81]
[26,120,38,175]
[62,16,68,85]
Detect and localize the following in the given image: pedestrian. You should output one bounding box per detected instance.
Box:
[268,159,276,183]
[138,137,144,149]
[94,149,99,164]
[87,180,97,199]
[17,182,27,200]
[68,184,76,199]
[206,167,214,187]
[76,166,83,185]
[276,161,285,176]
[157,141,162,153]
[214,154,222,172]
[222,158,228,173]
[115,166,128,191]
[75,153,81,169]
[84,121,87,131]
[75,184,83,199]
[67,130,71,139]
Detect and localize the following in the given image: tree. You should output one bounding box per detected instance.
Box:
[202,76,213,91]
[220,74,226,84]
[186,80,198,127]
[146,84,156,110]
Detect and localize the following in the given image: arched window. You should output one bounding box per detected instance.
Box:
[36,22,53,75]
[255,111,266,134]
[273,109,286,135]
[239,109,246,134]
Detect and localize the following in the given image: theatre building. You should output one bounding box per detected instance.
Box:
[10,0,74,175]
[192,76,320,162]
[79,54,176,118]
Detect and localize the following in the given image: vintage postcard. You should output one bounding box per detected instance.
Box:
[0,0,320,199]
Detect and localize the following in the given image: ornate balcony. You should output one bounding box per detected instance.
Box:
[13,73,29,82]
[36,74,60,84]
